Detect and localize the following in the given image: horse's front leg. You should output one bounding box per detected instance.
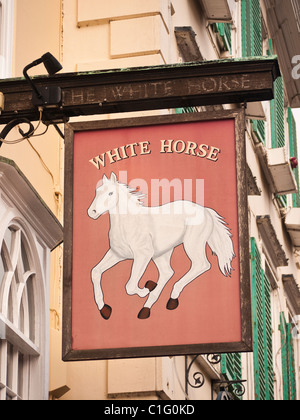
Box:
[91,248,123,320]
[138,249,174,319]
[125,241,154,298]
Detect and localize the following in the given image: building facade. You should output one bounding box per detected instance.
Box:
[0,0,299,400]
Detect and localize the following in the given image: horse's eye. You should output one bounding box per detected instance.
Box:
[109,192,114,196]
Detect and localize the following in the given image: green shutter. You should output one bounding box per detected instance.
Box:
[271,76,287,206]
[287,324,297,400]
[262,271,274,400]
[220,353,243,399]
[279,313,297,400]
[213,22,232,53]
[279,313,289,400]
[288,108,300,207]
[269,38,287,206]
[252,119,266,144]
[242,0,265,143]
[251,0,263,56]
[271,76,285,149]
[176,107,198,114]
[241,0,263,57]
[251,237,263,400]
[250,238,275,400]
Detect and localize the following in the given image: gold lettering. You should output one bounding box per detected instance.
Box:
[106,148,122,164]
[174,140,185,154]
[89,154,106,170]
[197,144,209,158]
[112,85,124,99]
[241,75,251,89]
[187,80,200,95]
[202,77,217,92]
[185,141,197,156]
[207,147,221,162]
[86,89,96,102]
[150,82,160,96]
[219,76,231,91]
[165,81,173,96]
[231,79,240,89]
[140,141,151,155]
[126,143,138,157]
[89,138,221,172]
[160,140,174,153]
[129,84,143,99]
[71,89,84,103]
[119,145,129,160]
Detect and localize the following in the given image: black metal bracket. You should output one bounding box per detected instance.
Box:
[185,354,247,400]
[185,354,222,397]
[212,379,247,400]
[206,354,222,365]
[185,355,205,395]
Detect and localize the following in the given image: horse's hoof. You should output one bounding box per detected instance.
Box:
[167,298,179,311]
[145,281,157,292]
[138,307,151,320]
[100,304,112,320]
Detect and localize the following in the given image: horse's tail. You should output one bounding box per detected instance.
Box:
[206,208,235,277]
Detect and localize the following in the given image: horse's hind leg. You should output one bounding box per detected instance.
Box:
[91,249,123,320]
[138,250,174,319]
[167,223,212,310]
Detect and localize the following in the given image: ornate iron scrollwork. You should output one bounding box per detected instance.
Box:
[206,354,222,365]
[185,356,205,391]
[185,354,246,400]
[212,379,247,399]
[185,354,221,395]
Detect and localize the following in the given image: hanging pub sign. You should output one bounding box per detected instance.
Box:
[62,110,252,361]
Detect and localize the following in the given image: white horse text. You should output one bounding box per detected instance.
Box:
[89,140,221,170]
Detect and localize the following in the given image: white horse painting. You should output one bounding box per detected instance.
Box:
[87,172,235,320]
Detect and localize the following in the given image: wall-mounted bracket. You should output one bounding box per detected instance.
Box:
[212,379,247,400]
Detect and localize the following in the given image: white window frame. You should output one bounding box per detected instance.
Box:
[0,158,63,401]
[0,0,14,78]
[0,219,47,400]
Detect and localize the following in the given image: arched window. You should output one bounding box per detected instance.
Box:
[0,158,63,400]
[0,221,43,400]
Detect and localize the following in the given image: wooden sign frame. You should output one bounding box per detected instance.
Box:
[0,56,280,125]
[63,109,252,361]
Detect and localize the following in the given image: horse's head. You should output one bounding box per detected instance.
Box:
[88,172,119,219]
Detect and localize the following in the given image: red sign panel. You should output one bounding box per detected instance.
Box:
[63,111,252,360]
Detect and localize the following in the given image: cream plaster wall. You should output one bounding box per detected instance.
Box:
[0,0,63,218]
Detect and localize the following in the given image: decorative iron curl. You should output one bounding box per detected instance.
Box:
[213,380,247,399]
[186,355,205,390]
[206,354,222,365]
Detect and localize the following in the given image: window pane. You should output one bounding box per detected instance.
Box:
[21,238,31,273]
[0,247,5,289]
[7,286,13,323]
[27,276,35,342]
[6,342,13,390]
[4,227,14,254]
[19,299,25,334]
[17,353,24,399]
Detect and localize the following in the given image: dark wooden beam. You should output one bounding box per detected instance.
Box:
[0,56,280,124]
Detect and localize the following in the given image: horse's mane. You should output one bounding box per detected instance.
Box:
[117,181,145,207]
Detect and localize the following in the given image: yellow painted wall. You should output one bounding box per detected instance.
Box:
[1,0,63,218]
